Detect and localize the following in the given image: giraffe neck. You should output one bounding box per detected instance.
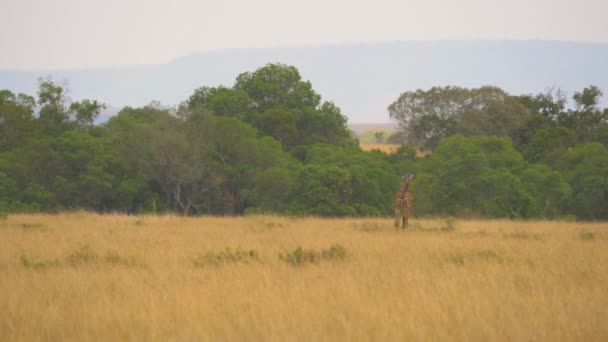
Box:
[399,181,410,196]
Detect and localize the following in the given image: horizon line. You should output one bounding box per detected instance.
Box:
[2,38,608,72]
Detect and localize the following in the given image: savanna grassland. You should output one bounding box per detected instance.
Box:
[359,143,401,154]
[1,213,607,341]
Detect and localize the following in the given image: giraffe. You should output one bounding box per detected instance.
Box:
[394,174,414,229]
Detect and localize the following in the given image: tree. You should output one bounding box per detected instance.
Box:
[0,90,39,152]
[558,86,608,142]
[37,78,70,134]
[518,87,567,122]
[573,86,602,112]
[186,86,252,119]
[185,63,355,150]
[388,86,468,149]
[519,164,571,218]
[69,100,105,128]
[557,143,608,220]
[374,131,385,143]
[388,86,530,149]
[146,127,212,215]
[292,164,355,216]
[523,127,577,167]
[234,63,321,112]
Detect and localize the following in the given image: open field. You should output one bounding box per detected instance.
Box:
[360,143,432,157]
[1,213,607,341]
[359,143,401,154]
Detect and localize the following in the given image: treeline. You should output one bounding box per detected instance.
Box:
[0,64,607,219]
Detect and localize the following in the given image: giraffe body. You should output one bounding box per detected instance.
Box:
[394,175,414,228]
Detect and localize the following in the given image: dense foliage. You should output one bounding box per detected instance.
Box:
[1,64,607,219]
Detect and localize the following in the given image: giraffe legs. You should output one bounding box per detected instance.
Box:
[394,206,401,228]
[395,205,408,229]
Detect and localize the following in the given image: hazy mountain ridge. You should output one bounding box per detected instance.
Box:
[1,40,607,123]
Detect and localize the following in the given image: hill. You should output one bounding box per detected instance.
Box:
[1,40,608,123]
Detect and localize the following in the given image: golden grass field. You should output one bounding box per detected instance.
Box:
[1,213,607,341]
[359,143,401,153]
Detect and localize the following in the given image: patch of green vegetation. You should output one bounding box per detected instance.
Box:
[193,247,260,267]
[579,230,595,241]
[20,223,46,231]
[64,246,145,267]
[103,252,146,268]
[440,217,457,232]
[279,244,348,267]
[474,249,504,263]
[65,245,98,266]
[20,255,61,270]
[279,247,320,266]
[503,231,543,240]
[410,217,457,233]
[134,219,145,226]
[446,254,465,266]
[321,244,348,260]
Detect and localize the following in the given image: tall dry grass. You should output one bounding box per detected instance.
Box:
[1,213,607,341]
[359,143,401,153]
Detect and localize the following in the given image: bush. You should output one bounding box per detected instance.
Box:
[279,247,320,266]
[65,245,98,266]
[103,252,145,267]
[440,217,457,232]
[321,244,348,260]
[20,255,61,270]
[447,254,465,266]
[279,244,348,266]
[579,230,595,241]
[193,247,260,267]
[474,249,504,263]
[20,223,46,231]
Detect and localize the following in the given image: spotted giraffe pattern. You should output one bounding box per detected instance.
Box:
[394,175,414,229]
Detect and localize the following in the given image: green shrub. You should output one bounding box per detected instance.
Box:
[279,247,320,266]
[65,245,98,266]
[321,244,348,260]
[103,252,145,267]
[579,230,595,241]
[20,255,61,270]
[193,247,260,267]
[447,254,465,266]
[280,244,348,266]
[440,217,457,232]
[20,223,46,231]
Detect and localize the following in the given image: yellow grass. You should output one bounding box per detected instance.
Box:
[1,213,607,341]
[360,143,432,157]
[360,143,401,153]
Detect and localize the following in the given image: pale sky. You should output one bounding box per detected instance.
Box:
[1,0,607,69]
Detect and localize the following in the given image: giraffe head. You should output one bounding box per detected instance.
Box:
[402,174,415,184]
